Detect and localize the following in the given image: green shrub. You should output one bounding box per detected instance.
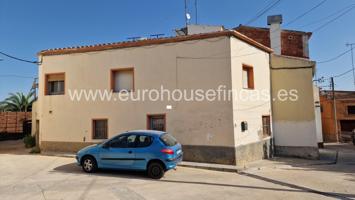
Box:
[30,146,41,154]
[23,135,36,148]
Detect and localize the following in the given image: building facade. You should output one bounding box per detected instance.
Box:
[235,15,320,158]
[34,31,274,166]
[320,90,355,142]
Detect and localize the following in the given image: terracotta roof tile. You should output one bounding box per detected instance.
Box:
[39,30,273,56]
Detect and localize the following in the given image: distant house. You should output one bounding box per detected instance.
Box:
[320,90,355,142]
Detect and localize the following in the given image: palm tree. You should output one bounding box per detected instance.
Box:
[0,91,35,112]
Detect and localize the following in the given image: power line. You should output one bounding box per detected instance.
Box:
[312,5,355,32]
[0,74,36,79]
[333,68,353,78]
[285,0,328,26]
[0,51,39,64]
[245,0,282,25]
[255,0,328,39]
[317,49,352,64]
[298,4,355,28]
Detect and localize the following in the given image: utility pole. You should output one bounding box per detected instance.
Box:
[346,43,355,88]
[330,77,339,142]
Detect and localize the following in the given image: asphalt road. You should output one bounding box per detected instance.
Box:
[0,140,354,200]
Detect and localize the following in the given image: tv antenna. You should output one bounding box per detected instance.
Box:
[184,0,199,26]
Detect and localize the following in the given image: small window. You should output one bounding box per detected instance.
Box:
[110,135,136,148]
[241,121,248,132]
[147,114,166,131]
[45,73,65,95]
[111,68,134,92]
[92,119,108,139]
[348,106,355,115]
[242,65,254,89]
[262,116,271,136]
[136,135,153,148]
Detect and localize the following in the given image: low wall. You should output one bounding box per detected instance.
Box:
[235,138,273,166]
[275,146,319,159]
[182,145,236,165]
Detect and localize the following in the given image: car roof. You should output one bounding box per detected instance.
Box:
[122,130,166,137]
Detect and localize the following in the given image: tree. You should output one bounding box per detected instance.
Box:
[0,91,35,112]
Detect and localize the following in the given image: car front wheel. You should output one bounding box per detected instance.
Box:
[81,156,97,173]
[147,162,165,179]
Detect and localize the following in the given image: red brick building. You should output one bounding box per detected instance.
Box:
[320,90,355,142]
[234,25,312,59]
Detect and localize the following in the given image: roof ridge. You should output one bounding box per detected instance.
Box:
[39,30,273,56]
[235,24,312,36]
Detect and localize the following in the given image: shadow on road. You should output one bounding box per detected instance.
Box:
[267,143,355,176]
[52,162,150,180]
[52,162,355,199]
[240,172,355,200]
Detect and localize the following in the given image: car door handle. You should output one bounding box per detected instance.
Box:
[128,151,133,154]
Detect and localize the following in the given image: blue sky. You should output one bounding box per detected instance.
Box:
[1,0,355,100]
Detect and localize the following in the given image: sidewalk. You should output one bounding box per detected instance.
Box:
[41,147,339,173]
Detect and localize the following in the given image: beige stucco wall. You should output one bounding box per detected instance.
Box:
[31,101,38,136]
[271,54,318,147]
[313,85,323,143]
[37,36,237,148]
[230,37,272,147]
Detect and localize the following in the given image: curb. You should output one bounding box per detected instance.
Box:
[178,162,244,173]
[41,152,76,158]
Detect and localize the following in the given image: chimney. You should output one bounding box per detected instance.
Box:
[267,15,282,55]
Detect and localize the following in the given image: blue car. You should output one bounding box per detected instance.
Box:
[76,130,183,179]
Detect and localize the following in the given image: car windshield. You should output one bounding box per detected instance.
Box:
[160,133,177,146]
[99,138,110,145]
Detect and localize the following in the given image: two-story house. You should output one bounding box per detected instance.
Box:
[33,14,321,165]
[33,31,274,166]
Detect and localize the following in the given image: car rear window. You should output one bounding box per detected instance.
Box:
[160,133,177,146]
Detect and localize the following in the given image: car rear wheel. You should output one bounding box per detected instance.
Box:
[81,156,97,173]
[147,162,165,179]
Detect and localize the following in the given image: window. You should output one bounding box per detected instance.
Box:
[242,65,254,89]
[160,133,177,147]
[111,68,134,92]
[92,119,108,139]
[45,73,65,95]
[241,121,248,132]
[147,114,166,131]
[262,116,271,136]
[110,135,136,148]
[348,106,355,115]
[136,135,153,147]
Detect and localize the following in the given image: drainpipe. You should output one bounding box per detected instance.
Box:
[269,53,275,158]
